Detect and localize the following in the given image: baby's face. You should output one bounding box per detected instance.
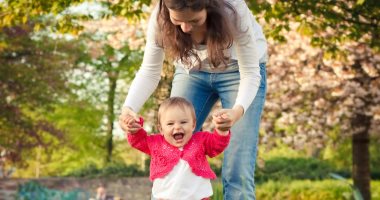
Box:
[159,106,195,148]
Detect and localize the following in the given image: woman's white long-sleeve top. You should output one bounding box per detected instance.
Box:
[124,0,267,113]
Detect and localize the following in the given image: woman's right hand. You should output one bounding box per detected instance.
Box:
[119,107,141,134]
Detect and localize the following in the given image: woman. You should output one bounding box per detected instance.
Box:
[119,0,267,199]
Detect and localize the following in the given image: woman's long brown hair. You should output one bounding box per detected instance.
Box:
[156,0,236,69]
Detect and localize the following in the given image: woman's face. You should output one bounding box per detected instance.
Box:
[168,8,207,33]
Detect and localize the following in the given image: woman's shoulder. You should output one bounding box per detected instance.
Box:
[224,0,245,7]
[223,0,250,18]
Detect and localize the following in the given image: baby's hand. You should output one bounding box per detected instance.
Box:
[124,116,143,134]
[119,107,141,134]
[212,112,230,136]
[212,106,244,135]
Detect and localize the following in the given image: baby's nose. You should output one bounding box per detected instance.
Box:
[174,123,182,129]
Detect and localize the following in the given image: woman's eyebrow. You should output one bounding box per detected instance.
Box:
[189,19,200,22]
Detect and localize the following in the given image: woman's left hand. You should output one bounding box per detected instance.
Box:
[212,105,244,132]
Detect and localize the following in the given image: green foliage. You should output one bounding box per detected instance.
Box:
[40,100,104,176]
[64,163,100,178]
[259,144,305,160]
[211,182,223,200]
[323,138,352,171]
[255,157,334,183]
[248,0,380,53]
[0,0,86,34]
[1,15,144,174]
[255,180,377,200]
[0,0,150,35]
[64,162,147,178]
[370,138,380,177]
[76,36,143,164]
[330,173,364,200]
[209,162,222,177]
[78,36,143,79]
[17,181,90,200]
[255,141,380,183]
[10,98,105,178]
[210,141,380,181]
[103,0,152,20]
[322,137,380,180]
[211,155,341,182]
[0,31,86,165]
[212,180,380,200]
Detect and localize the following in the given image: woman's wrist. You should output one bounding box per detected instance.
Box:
[232,105,244,121]
[122,106,134,113]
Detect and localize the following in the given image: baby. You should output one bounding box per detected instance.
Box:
[124,97,231,200]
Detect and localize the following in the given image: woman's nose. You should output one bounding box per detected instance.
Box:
[181,23,192,33]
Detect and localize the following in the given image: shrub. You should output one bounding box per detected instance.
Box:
[255,157,334,183]
[211,180,380,200]
[17,181,90,200]
[64,162,147,178]
[211,156,380,182]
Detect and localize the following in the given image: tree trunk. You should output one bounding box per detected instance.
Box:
[352,114,371,200]
[105,74,118,164]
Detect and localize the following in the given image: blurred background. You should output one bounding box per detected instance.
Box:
[0,0,379,199]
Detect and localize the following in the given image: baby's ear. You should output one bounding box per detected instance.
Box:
[157,124,162,132]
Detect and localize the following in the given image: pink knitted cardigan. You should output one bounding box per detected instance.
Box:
[127,128,230,181]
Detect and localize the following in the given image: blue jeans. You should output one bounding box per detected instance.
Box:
[170,63,267,200]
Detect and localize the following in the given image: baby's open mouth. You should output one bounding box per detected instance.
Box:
[173,133,184,140]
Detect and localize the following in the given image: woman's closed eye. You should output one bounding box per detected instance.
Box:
[172,19,200,25]
[189,20,200,24]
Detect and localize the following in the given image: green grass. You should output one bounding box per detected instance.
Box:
[211,180,380,200]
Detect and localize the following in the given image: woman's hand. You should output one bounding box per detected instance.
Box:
[212,105,244,134]
[119,107,141,134]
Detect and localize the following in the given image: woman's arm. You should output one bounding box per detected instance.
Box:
[123,5,165,112]
[230,0,265,113]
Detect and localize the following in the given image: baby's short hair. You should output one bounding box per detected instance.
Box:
[158,97,196,124]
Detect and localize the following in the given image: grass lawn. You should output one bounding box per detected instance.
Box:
[211,180,380,200]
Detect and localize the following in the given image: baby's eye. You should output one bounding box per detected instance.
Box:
[181,121,188,124]
[167,122,174,126]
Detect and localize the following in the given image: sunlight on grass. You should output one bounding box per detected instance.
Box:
[211,180,380,200]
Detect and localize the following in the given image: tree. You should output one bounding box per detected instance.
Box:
[0,0,151,33]
[249,0,379,52]
[248,1,380,199]
[0,28,85,167]
[77,37,143,164]
[0,0,151,173]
